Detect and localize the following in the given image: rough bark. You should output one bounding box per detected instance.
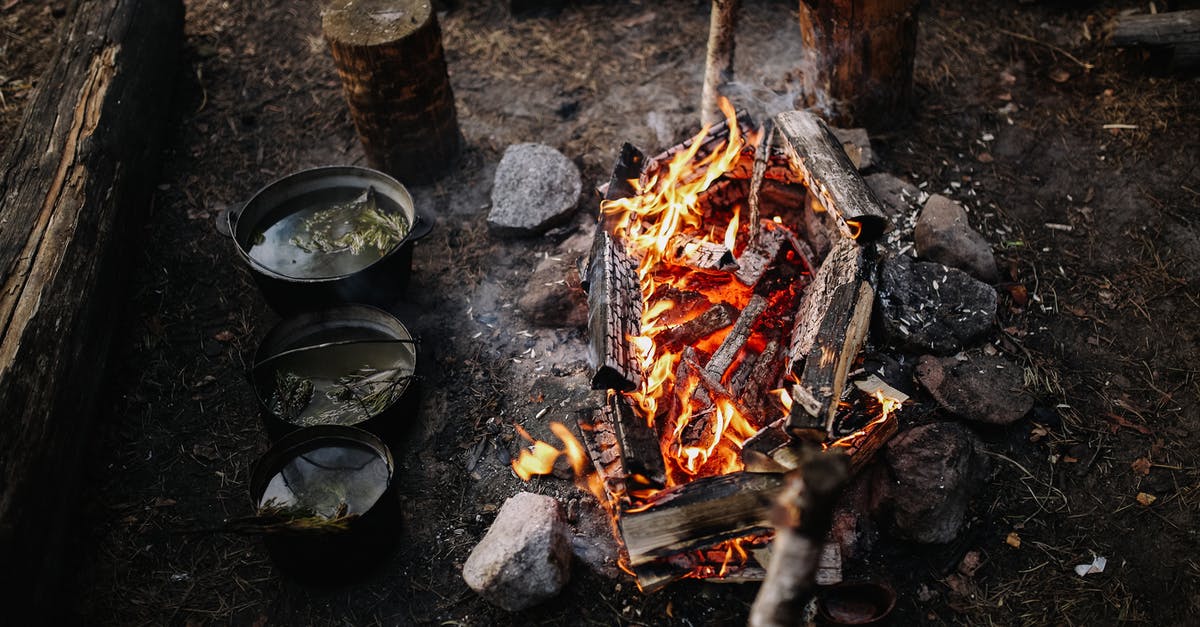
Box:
[324,0,461,184]
[701,0,742,126]
[0,0,183,610]
[586,231,642,391]
[1110,10,1200,69]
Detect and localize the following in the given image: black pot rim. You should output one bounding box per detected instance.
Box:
[248,424,396,513]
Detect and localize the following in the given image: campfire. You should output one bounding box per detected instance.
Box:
[515,101,903,592]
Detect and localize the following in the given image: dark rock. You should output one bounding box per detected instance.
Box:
[518,256,588,328]
[488,143,581,236]
[875,255,997,356]
[916,353,1033,426]
[831,127,874,170]
[915,194,999,283]
[864,172,919,219]
[881,422,983,543]
[463,492,572,611]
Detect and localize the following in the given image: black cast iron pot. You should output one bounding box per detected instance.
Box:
[226,166,433,314]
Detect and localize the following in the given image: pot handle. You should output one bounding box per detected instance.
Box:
[215,202,245,238]
[408,211,434,241]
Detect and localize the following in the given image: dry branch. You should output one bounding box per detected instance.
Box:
[701,0,742,126]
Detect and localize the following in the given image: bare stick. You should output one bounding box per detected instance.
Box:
[700,0,741,126]
[747,119,775,245]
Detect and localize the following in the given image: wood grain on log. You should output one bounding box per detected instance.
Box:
[324,0,461,184]
[657,302,738,352]
[706,293,769,383]
[701,0,742,126]
[775,110,890,241]
[1110,10,1200,69]
[609,391,666,490]
[586,231,642,391]
[796,0,919,128]
[0,0,183,609]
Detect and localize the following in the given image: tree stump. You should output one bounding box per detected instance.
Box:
[797,0,919,129]
[323,0,461,184]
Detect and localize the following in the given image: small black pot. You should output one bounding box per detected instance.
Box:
[249,425,401,585]
[251,304,420,444]
[226,166,433,314]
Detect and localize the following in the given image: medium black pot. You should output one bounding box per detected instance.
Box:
[251,304,420,444]
[248,425,401,585]
[226,166,433,314]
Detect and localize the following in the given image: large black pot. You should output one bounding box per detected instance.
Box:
[251,304,420,444]
[249,425,401,585]
[227,166,433,314]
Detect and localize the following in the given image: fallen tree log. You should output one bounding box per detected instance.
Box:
[1110,9,1200,70]
[0,0,183,610]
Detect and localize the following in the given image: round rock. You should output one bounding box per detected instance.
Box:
[881,422,984,543]
[462,491,572,611]
[915,194,999,283]
[488,143,581,236]
[916,352,1033,425]
[875,255,997,356]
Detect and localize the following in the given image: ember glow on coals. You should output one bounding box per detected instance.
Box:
[513,101,902,588]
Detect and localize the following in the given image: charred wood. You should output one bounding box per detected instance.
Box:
[586,231,642,391]
[706,293,769,382]
[657,302,738,352]
[774,110,890,241]
[1110,10,1200,69]
[666,235,739,273]
[735,223,789,286]
[609,391,667,490]
[644,110,755,178]
[746,119,776,245]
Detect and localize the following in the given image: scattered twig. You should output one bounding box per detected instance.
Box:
[998,28,1095,70]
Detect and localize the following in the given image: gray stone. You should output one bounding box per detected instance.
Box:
[916,353,1033,426]
[864,172,919,219]
[876,255,997,356]
[488,143,582,236]
[915,194,999,283]
[831,127,874,170]
[462,492,572,611]
[518,256,588,328]
[882,422,983,543]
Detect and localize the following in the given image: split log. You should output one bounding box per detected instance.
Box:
[0,0,183,610]
[834,409,899,475]
[620,472,784,567]
[701,0,742,126]
[749,451,850,627]
[735,223,789,286]
[741,339,785,415]
[774,110,891,241]
[609,391,666,490]
[796,0,919,128]
[657,302,738,352]
[666,235,738,273]
[1110,10,1200,70]
[576,408,626,498]
[706,293,769,382]
[644,109,755,178]
[786,238,873,439]
[596,142,645,235]
[323,0,461,184]
[586,231,643,391]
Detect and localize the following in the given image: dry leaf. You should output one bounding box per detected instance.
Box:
[1050,69,1070,83]
[213,330,234,342]
[1131,457,1152,476]
[1029,425,1049,442]
[977,151,994,163]
[1008,284,1029,306]
[1006,532,1022,548]
[1136,492,1157,506]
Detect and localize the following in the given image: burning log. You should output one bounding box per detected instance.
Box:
[0,0,183,609]
[787,239,874,439]
[740,339,785,414]
[666,235,738,273]
[576,408,626,497]
[774,110,890,241]
[796,0,919,128]
[706,293,769,382]
[657,302,738,352]
[586,231,643,392]
[620,472,784,568]
[644,110,755,178]
[734,223,789,286]
[597,142,645,233]
[701,0,742,126]
[609,391,667,490]
[323,0,460,184]
[749,450,850,627]
[746,120,776,245]
[698,178,748,216]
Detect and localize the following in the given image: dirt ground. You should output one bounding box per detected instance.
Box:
[3,0,1199,624]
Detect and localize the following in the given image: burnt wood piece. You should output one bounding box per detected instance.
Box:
[609,391,666,490]
[666,234,739,273]
[742,339,785,415]
[698,178,748,218]
[836,409,900,475]
[701,0,742,126]
[681,353,764,430]
[657,302,738,352]
[724,147,802,184]
[735,222,788,286]
[746,120,776,245]
[796,0,919,128]
[774,110,890,241]
[620,472,785,567]
[706,293,769,382]
[1110,10,1200,69]
[643,110,755,178]
[0,0,183,610]
[324,0,460,184]
[576,407,627,498]
[646,287,713,326]
[749,451,850,627]
[786,239,872,439]
[586,231,642,391]
[597,142,646,235]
